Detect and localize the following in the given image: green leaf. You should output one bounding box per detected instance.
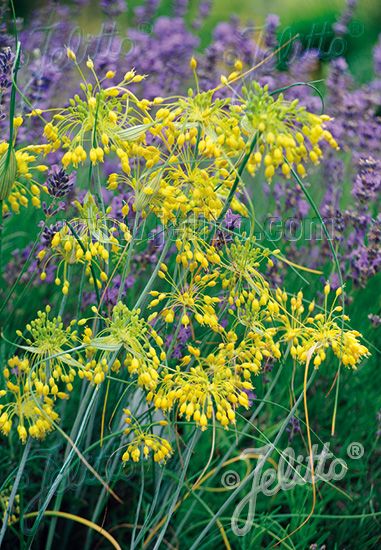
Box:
[0,147,17,201]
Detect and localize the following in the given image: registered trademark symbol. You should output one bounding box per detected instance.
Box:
[347,442,364,460]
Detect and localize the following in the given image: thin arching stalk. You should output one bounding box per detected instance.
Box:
[0,438,32,546]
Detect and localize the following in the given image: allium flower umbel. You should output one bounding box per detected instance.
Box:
[0,131,50,214]
[150,343,254,431]
[15,305,79,393]
[88,302,165,390]
[277,284,370,368]
[37,192,130,295]
[240,82,339,180]
[38,52,151,171]
[121,409,172,464]
[0,356,66,443]
[148,263,221,331]
[221,237,277,302]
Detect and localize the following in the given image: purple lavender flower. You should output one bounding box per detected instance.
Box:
[352,156,381,204]
[368,314,381,327]
[224,209,242,232]
[215,209,242,246]
[193,0,212,29]
[126,16,199,99]
[0,47,13,90]
[333,0,357,36]
[0,3,13,50]
[41,222,64,247]
[286,416,301,440]
[100,0,127,17]
[134,0,160,24]
[173,0,189,17]
[348,218,381,287]
[243,389,256,407]
[0,47,13,122]
[165,325,191,359]
[264,14,280,49]
[27,55,61,106]
[326,57,352,110]
[46,166,74,199]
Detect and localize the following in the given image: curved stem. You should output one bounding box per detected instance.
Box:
[28,387,99,541]
[0,437,32,546]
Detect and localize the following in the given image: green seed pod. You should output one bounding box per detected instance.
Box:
[0,146,17,201]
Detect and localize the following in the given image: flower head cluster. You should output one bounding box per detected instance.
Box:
[39,53,150,171]
[275,284,370,368]
[221,237,276,302]
[89,302,165,390]
[0,137,50,213]
[174,223,221,270]
[241,83,339,180]
[294,285,368,368]
[167,86,245,160]
[121,409,172,464]
[15,305,79,392]
[37,192,130,294]
[0,355,66,443]
[149,264,221,331]
[150,340,255,431]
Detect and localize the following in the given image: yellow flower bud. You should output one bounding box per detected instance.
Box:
[66,48,76,61]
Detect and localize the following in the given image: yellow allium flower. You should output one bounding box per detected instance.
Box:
[0,141,50,214]
[149,264,221,332]
[89,302,165,391]
[0,356,67,443]
[241,82,339,181]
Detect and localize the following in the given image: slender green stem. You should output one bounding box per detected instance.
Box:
[189,374,316,549]
[153,432,197,550]
[208,132,259,242]
[134,230,172,310]
[28,388,99,542]
[84,386,147,550]
[66,221,101,306]
[0,438,32,546]
[117,214,139,302]
[288,165,343,289]
[288,163,345,435]
[269,81,325,113]
[131,460,145,549]
[45,383,95,550]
